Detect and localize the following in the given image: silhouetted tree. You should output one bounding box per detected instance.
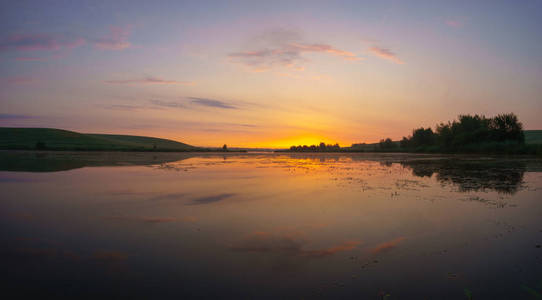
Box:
[400,137,410,148]
[288,142,341,152]
[435,122,453,148]
[450,114,490,145]
[410,127,435,147]
[379,138,396,149]
[489,113,524,143]
[398,113,526,152]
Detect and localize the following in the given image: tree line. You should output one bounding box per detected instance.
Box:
[392,113,525,151]
[285,113,540,154]
[289,142,341,152]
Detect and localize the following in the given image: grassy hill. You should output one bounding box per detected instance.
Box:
[0,128,198,151]
[525,130,542,144]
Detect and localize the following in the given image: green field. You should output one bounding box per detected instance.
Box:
[0,128,198,151]
[525,130,542,144]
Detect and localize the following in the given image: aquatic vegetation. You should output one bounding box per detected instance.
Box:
[464,288,472,300]
[522,281,542,299]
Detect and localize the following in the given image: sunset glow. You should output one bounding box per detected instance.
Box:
[1,1,541,148]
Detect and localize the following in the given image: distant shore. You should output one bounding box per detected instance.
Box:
[282,114,542,156]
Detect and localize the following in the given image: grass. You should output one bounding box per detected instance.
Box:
[525,130,542,145]
[0,127,198,151]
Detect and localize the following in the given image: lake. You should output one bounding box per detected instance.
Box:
[1,151,542,299]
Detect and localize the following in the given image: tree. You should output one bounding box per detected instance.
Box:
[489,113,524,143]
[435,122,453,148]
[379,138,396,149]
[410,127,435,147]
[451,114,490,145]
[222,144,228,151]
[319,142,326,151]
[400,137,410,149]
[398,113,525,152]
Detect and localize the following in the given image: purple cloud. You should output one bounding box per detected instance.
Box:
[368,46,404,64]
[149,99,187,108]
[185,193,236,205]
[189,97,237,109]
[93,26,131,50]
[290,43,359,60]
[0,33,85,52]
[102,104,143,111]
[445,17,467,28]
[15,57,48,62]
[1,76,36,84]
[228,29,361,71]
[105,76,194,85]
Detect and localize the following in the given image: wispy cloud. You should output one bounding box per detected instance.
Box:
[93,26,131,50]
[186,193,236,205]
[102,104,143,111]
[228,49,302,72]
[1,76,36,84]
[445,18,466,28]
[290,43,359,61]
[15,57,48,62]
[149,99,187,108]
[228,29,362,71]
[275,72,332,81]
[368,46,404,64]
[189,97,237,109]
[0,33,85,52]
[150,193,187,201]
[1,26,132,54]
[105,76,194,85]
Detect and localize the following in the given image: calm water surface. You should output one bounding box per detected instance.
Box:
[1,151,542,299]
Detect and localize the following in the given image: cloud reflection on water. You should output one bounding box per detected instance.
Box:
[231,231,360,259]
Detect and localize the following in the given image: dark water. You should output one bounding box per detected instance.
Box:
[1,151,542,299]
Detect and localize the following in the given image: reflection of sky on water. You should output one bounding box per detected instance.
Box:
[1,152,542,298]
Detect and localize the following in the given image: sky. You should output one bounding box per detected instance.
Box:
[1,0,541,148]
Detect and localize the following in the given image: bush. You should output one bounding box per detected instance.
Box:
[399,113,526,153]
